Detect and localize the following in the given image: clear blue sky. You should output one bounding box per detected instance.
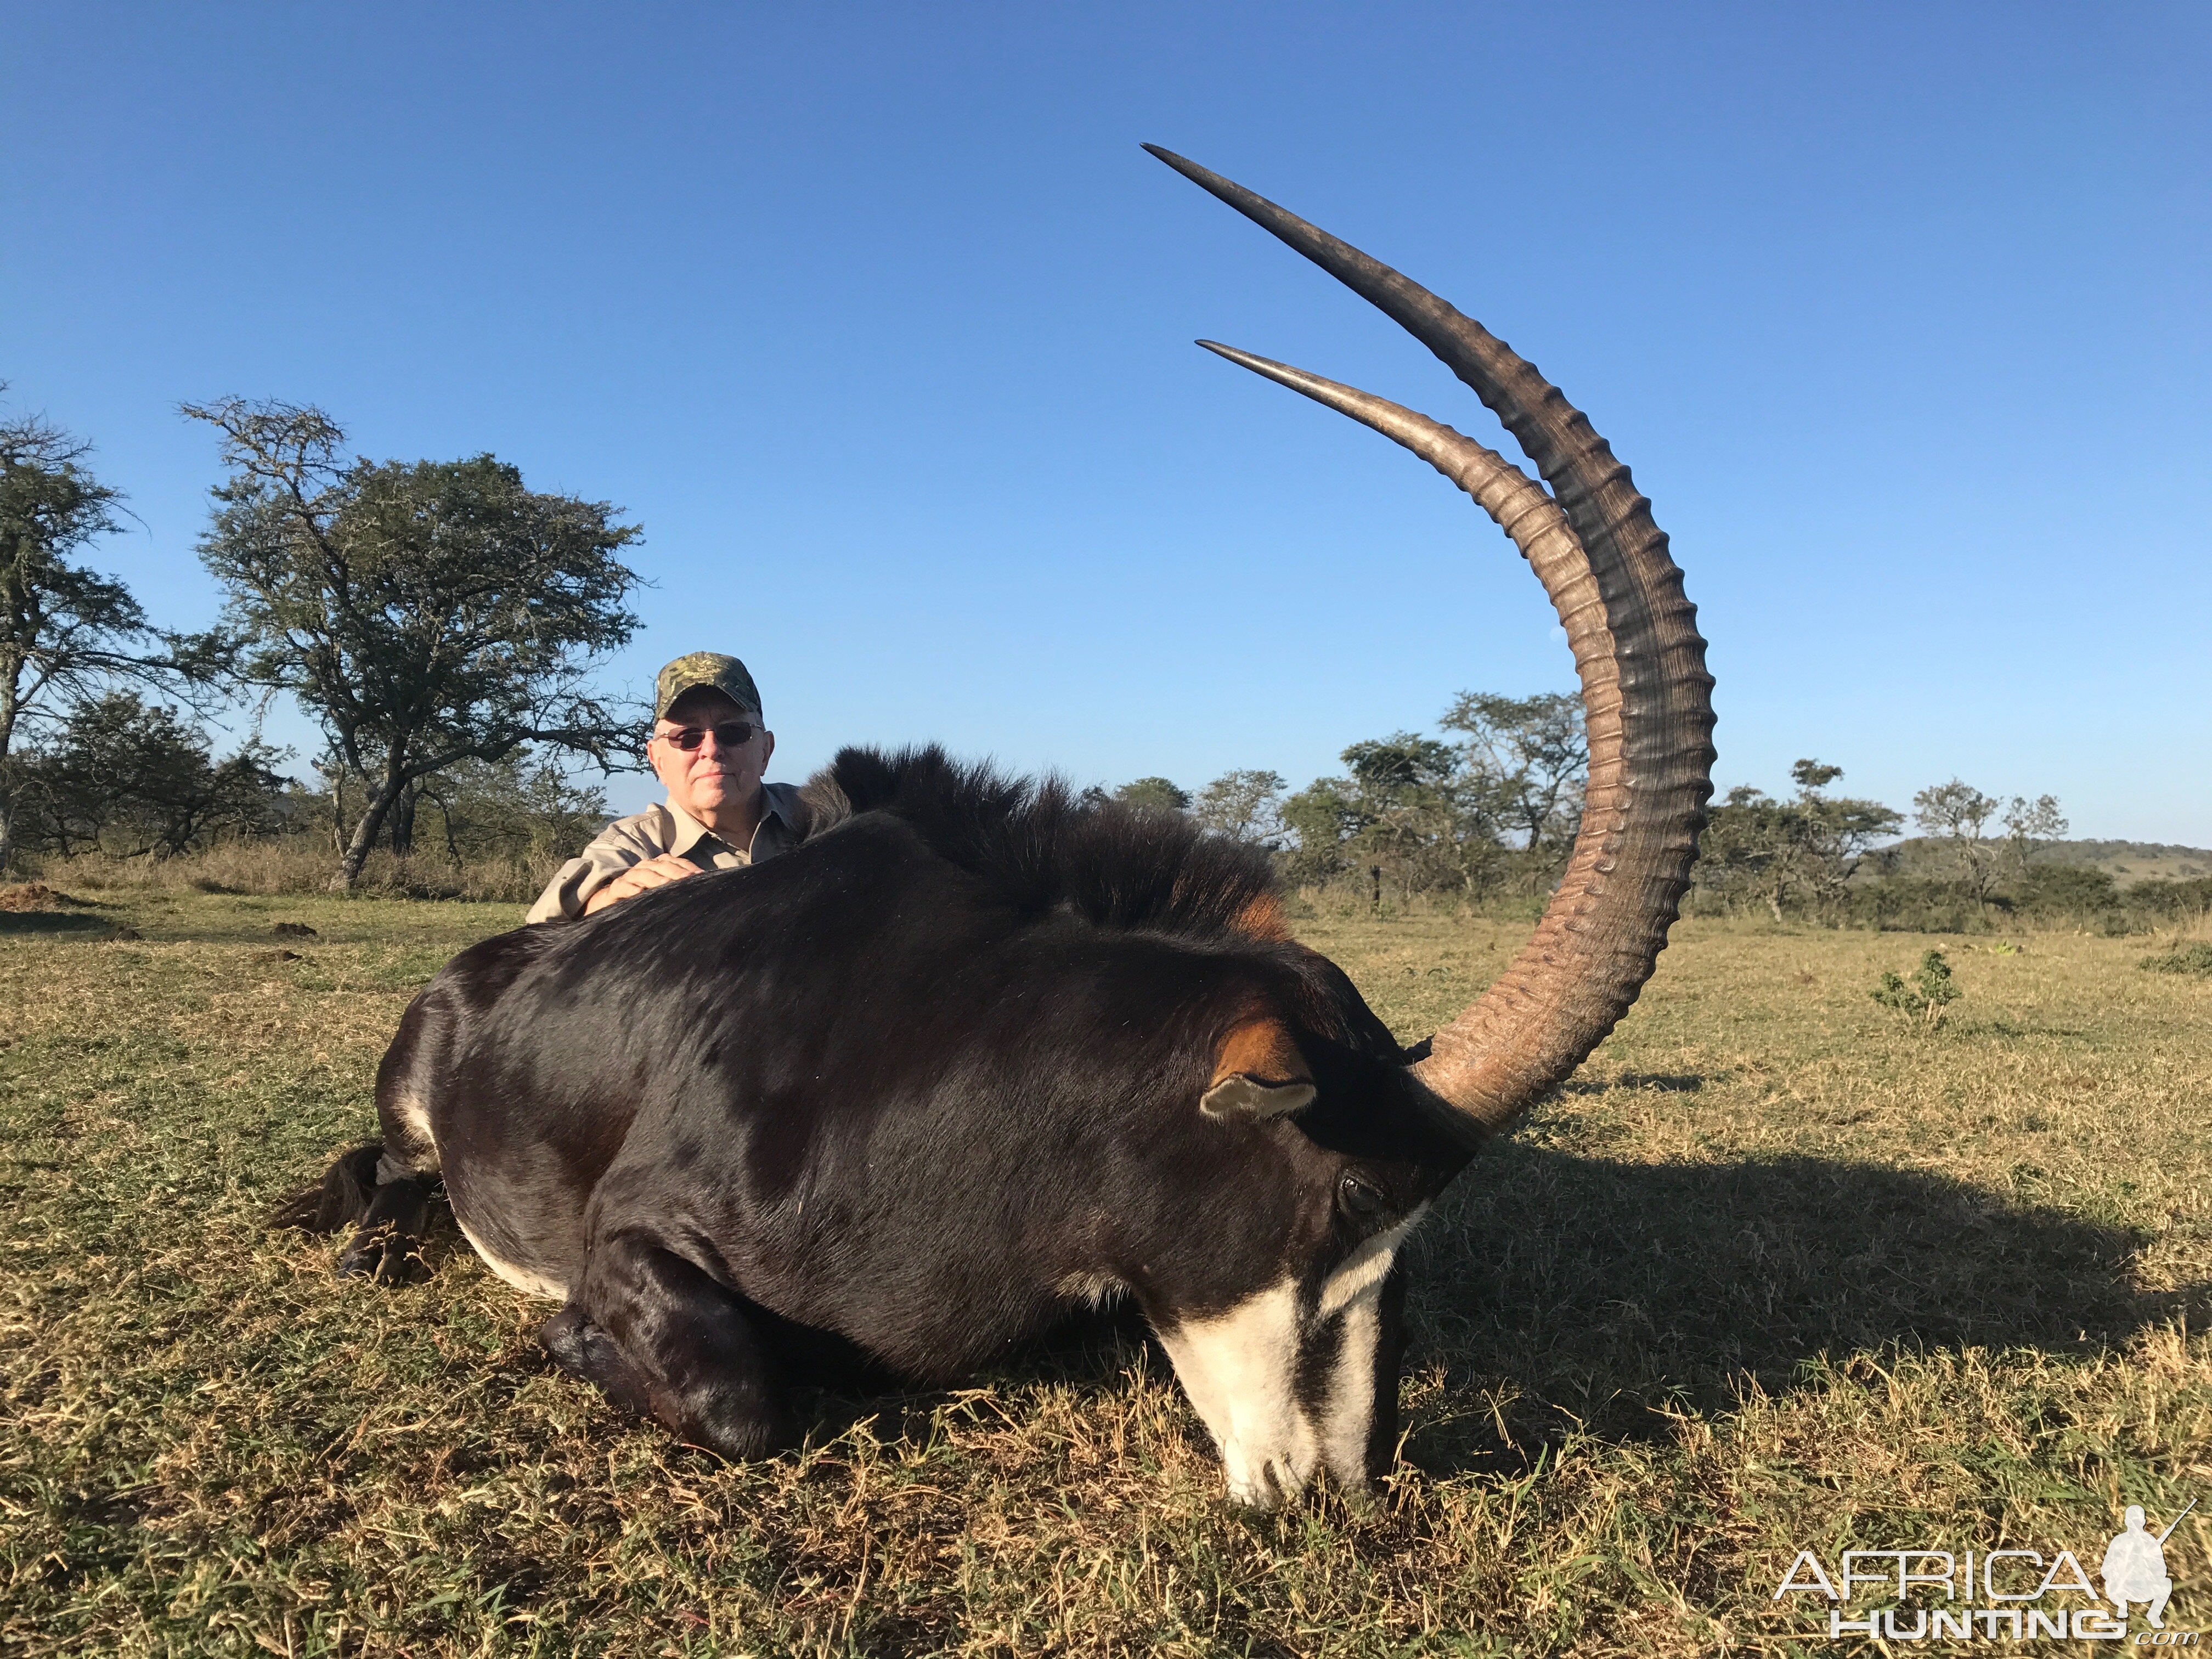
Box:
[7,3,2207,839]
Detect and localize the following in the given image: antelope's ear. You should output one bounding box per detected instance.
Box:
[1200,1074,1317,1119]
[1200,1018,1316,1119]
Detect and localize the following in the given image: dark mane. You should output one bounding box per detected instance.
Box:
[798,744,1279,941]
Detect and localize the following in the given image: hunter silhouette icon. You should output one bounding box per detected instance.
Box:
[2104,1502,2191,1628]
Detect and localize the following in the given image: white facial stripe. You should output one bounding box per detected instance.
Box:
[1310,1207,1426,1488]
[1317,1204,1427,1321]
[454,1216,568,1301]
[1319,1289,1382,1488]
[1155,1280,1316,1508]
[1160,1207,1432,1507]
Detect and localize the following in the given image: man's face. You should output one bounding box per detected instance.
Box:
[650,688,775,826]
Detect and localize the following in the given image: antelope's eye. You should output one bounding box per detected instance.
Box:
[1336,1171,1389,1223]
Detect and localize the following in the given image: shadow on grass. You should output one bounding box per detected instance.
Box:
[1400,1143,2186,1472]
[0,910,113,938]
[780,1146,2184,1480]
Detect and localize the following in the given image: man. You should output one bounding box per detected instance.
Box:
[526,652,806,923]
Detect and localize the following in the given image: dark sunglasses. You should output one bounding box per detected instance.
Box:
[657,720,760,752]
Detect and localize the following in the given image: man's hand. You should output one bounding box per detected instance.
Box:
[582,853,703,915]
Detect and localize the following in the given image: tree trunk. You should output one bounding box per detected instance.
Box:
[0,692,15,876]
[333,770,406,891]
[388,781,417,857]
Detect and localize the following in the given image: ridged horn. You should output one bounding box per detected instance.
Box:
[1152,145,1716,1138]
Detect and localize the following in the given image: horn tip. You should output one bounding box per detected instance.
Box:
[1142,143,1214,185]
[1192,341,1294,385]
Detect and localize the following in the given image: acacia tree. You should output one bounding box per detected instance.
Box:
[2002,792,2068,882]
[1340,735,1460,882]
[0,402,182,872]
[1913,778,2003,900]
[1112,776,1190,812]
[1696,785,1809,920]
[1785,759,1903,913]
[1274,697,1571,898]
[1285,732,1499,898]
[187,399,644,890]
[1192,768,1286,846]
[1698,759,1901,920]
[1279,774,1363,887]
[1441,691,1588,865]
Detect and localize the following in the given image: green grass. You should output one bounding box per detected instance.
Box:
[2143,942,2212,977]
[5,892,2211,1654]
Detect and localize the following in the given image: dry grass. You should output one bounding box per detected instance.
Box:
[4,895,2210,1655]
[19,844,558,904]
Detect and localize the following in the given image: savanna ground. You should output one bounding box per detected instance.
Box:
[3,887,2209,1656]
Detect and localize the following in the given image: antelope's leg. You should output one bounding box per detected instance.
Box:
[550,1229,788,1459]
[336,1171,440,1284]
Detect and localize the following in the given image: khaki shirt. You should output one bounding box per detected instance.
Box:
[526,782,808,923]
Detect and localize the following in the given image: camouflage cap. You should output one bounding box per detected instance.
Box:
[653,652,763,722]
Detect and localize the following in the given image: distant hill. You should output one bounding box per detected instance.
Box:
[2036,840,2212,884]
[1881,837,2212,886]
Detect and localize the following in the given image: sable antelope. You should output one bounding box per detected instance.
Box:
[284,148,1714,1508]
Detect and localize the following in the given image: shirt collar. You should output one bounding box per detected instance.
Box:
[663,787,791,858]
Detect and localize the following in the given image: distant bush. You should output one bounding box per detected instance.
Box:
[24,842,558,905]
[1852,878,2003,935]
[2125,877,2212,925]
[11,744,609,909]
[1690,855,2200,939]
[1288,880,1548,924]
[9,692,294,861]
[2016,862,2119,919]
[2140,943,2212,978]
